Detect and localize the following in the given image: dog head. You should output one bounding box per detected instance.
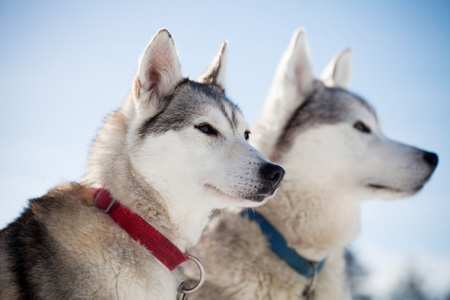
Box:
[119,29,284,209]
[253,28,437,201]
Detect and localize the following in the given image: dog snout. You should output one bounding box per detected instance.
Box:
[423,151,438,168]
[260,163,285,191]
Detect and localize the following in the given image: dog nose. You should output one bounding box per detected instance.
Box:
[423,151,438,168]
[261,163,285,190]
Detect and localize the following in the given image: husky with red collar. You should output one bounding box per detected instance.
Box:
[0,29,284,299]
[186,28,438,299]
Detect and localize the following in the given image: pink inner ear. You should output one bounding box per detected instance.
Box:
[143,44,175,100]
[293,53,313,94]
[146,69,161,100]
[135,79,142,99]
[295,64,302,81]
[295,62,306,92]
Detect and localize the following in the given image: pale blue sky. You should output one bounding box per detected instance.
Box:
[1,0,449,296]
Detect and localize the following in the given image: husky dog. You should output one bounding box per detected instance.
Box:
[0,29,285,300]
[186,28,438,299]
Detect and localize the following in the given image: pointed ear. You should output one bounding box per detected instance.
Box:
[198,41,228,89]
[132,29,183,112]
[282,28,315,96]
[320,48,352,88]
[250,28,315,159]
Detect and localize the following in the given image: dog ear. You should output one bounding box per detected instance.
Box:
[250,28,315,159]
[287,28,315,96]
[132,29,183,112]
[198,41,228,89]
[320,48,352,88]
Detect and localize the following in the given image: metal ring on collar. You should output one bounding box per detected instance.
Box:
[178,254,205,294]
[302,261,318,300]
[94,187,116,214]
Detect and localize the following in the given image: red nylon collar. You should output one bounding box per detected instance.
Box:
[94,186,188,270]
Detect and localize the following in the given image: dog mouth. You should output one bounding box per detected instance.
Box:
[368,184,391,190]
[204,184,267,203]
[367,183,423,194]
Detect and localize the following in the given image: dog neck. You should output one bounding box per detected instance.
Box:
[256,175,360,262]
[84,103,213,252]
[93,186,189,270]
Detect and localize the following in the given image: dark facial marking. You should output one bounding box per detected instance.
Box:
[274,82,377,158]
[217,100,235,130]
[138,93,174,138]
[138,79,240,138]
[231,105,238,127]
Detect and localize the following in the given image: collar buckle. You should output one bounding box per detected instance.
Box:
[94,187,117,214]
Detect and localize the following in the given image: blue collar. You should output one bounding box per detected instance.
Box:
[240,209,326,278]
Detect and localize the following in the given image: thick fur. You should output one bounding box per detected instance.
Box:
[0,183,176,299]
[186,28,438,299]
[0,29,284,299]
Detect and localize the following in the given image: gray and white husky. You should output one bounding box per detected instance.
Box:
[186,28,438,299]
[0,29,284,300]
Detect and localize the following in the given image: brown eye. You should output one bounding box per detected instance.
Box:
[195,123,218,136]
[244,130,250,141]
[353,121,371,134]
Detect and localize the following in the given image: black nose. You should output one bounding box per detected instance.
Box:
[261,163,285,190]
[423,151,438,168]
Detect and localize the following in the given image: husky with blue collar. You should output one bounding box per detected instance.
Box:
[186,28,438,299]
[0,29,285,300]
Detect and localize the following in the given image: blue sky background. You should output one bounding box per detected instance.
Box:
[1,1,449,298]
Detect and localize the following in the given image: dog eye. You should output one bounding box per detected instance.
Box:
[244,130,250,141]
[353,121,371,134]
[195,123,218,136]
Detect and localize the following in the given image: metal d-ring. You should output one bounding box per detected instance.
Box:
[94,187,116,214]
[302,261,318,300]
[177,254,205,300]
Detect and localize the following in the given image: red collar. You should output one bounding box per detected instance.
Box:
[94,186,188,270]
